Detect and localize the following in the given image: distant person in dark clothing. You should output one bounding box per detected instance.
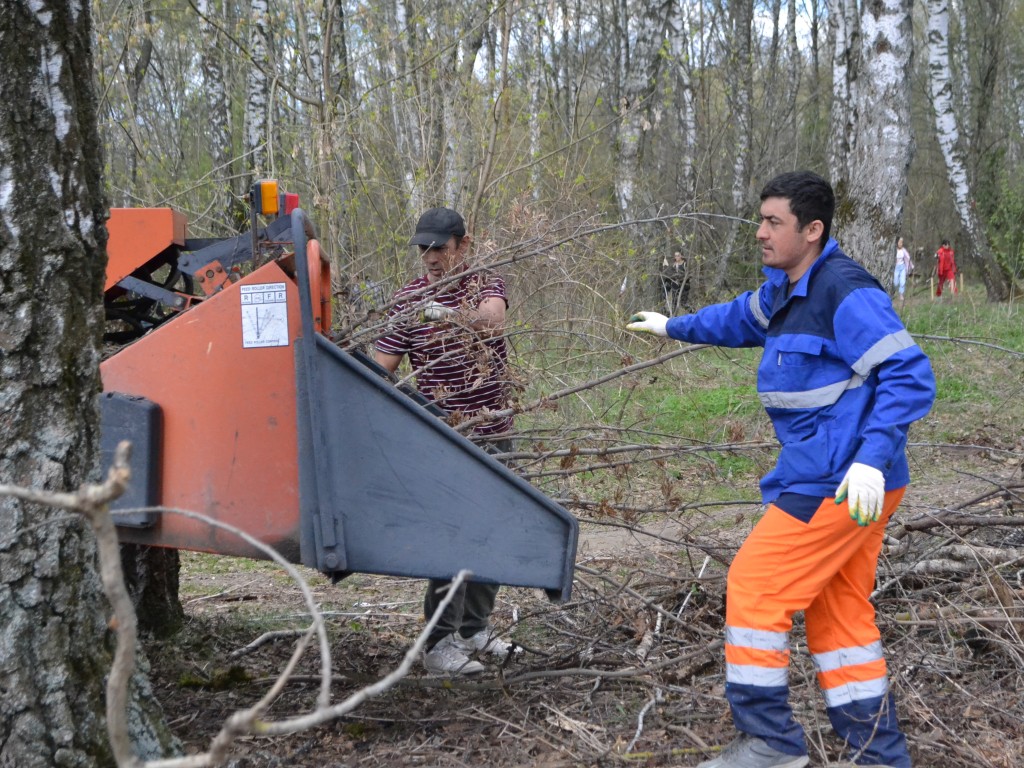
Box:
[661,250,690,312]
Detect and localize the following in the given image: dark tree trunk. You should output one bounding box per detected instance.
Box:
[120,545,185,637]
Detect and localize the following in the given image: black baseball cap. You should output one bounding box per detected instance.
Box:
[410,207,466,248]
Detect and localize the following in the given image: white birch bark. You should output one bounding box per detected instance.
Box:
[712,0,753,289]
[951,0,971,154]
[442,1,488,207]
[244,0,271,178]
[614,1,670,220]
[837,0,915,279]
[384,0,423,212]
[0,0,174,761]
[827,0,859,183]
[196,0,236,224]
[667,0,696,192]
[925,0,1012,300]
[527,6,544,201]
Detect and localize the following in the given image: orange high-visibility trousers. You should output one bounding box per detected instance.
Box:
[723,490,911,767]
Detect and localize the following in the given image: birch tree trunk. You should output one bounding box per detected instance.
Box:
[828,0,858,184]
[667,0,697,195]
[323,0,358,268]
[785,0,801,144]
[712,0,753,290]
[196,0,238,228]
[468,1,512,227]
[613,1,668,221]
[951,0,972,154]
[377,0,491,211]
[527,6,544,201]
[244,0,271,179]
[925,0,1013,300]
[834,0,915,280]
[124,2,153,188]
[544,0,580,142]
[381,0,424,212]
[442,1,488,207]
[0,1,174,762]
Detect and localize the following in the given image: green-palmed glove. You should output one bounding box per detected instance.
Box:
[835,462,885,526]
[626,311,668,337]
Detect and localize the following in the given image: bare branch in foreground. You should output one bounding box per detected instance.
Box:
[0,447,471,768]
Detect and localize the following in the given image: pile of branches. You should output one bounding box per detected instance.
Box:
[145,478,1022,768]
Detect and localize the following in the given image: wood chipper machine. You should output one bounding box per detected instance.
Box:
[99,183,578,601]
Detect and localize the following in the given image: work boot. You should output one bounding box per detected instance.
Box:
[455,627,522,658]
[422,634,485,676]
[696,733,809,768]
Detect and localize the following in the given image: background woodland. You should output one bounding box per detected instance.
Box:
[95,0,1024,318]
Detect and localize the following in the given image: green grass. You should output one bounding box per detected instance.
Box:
[903,285,1024,350]
[900,287,1024,444]
[933,375,978,403]
[647,384,760,436]
[516,285,1024,521]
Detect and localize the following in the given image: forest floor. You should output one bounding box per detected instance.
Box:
[145,438,1024,768]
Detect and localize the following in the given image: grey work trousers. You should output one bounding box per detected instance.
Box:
[423,436,510,650]
[423,578,500,649]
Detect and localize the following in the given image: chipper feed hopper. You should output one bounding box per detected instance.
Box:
[99,185,578,601]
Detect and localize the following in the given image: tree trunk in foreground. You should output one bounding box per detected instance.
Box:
[0,2,176,763]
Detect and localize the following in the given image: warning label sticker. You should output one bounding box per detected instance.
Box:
[240,283,288,348]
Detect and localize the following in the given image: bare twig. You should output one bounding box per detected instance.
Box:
[0,452,475,768]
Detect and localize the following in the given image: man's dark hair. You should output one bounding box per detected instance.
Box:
[760,171,835,243]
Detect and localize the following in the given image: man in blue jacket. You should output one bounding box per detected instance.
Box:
[627,171,935,767]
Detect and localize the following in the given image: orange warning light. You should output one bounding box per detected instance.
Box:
[254,179,280,216]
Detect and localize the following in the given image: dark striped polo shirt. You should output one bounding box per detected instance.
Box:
[375,270,513,436]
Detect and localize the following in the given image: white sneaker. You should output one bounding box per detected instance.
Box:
[697,734,809,768]
[422,634,485,676]
[455,628,522,658]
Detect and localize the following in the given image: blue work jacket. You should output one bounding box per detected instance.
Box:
[665,239,936,502]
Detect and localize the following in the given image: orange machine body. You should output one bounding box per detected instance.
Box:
[105,208,188,292]
[101,258,306,559]
[99,204,577,600]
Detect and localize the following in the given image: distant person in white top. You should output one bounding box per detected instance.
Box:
[893,237,913,300]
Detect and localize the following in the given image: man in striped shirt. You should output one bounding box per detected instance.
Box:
[627,172,935,767]
[375,206,519,676]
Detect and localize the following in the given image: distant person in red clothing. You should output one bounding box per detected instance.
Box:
[935,239,957,296]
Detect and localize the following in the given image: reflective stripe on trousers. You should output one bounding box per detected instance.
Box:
[723,490,912,767]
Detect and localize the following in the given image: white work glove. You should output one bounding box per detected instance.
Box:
[421,300,456,322]
[626,311,669,337]
[835,462,885,526]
